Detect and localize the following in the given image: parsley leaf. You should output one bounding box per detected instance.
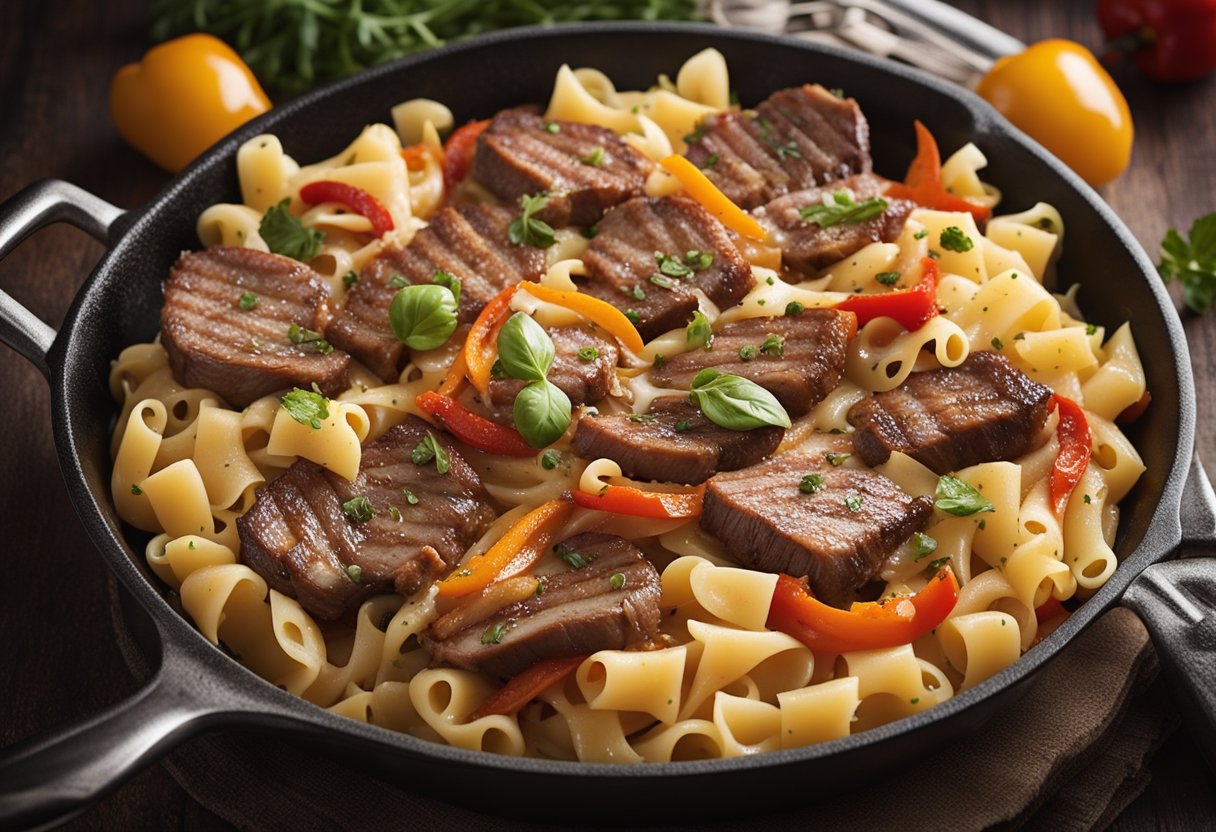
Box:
[238,291,258,311]
[799,474,823,494]
[508,192,556,249]
[260,198,324,261]
[939,226,974,253]
[481,622,506,645]
[798,190,888,228]
[1159,212,1216,313]
[342,496,375,522]
[757,116,800,159]
[912,532,938,559]
[281,387,329,429]
[411,431,450,474]
[580,146,605,167]
[760,333,785,356]
[288,323,334,354]
[875,271,901,286]
[934,475,996,516]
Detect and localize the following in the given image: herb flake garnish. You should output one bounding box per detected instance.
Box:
[580,146,605,167]
[260,198,324,261]
[686,309,713,350]
[541,449,561,470]
[912,532,938,559]
[799,474,824,494]
[798,190,888,228]
[281,387,330,429]
[610,572,625,590]
[411,431,450,474]
[238,291,259,311]
[508,192,556,249]
[875,271,901,287]
[343,496,375,523]
[939,226,975,253]
[288,323,334,354]
[481,622,506,645]
[934,475,996,516]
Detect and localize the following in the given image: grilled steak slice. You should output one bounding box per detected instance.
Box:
[161,247,350,408]
[683,84,871,210]
[701,455,934,605]
[847,351,1054,474]
[760,174,916,275]
[571,397,784,485]
[471,108,651,227]
[649,310,854,418]
[579,195,755,341]
[487,326,619,423]
[237,417,496,620]
[326,203,544,381]
[425,533,661,678]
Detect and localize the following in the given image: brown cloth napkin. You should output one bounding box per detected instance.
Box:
[109,579,1174,831]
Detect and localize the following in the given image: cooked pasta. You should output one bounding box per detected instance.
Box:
[106,51,1146,765]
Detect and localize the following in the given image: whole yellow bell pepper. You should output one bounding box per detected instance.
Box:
[110,33,271,173]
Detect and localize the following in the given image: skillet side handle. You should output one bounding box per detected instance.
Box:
[0,645,231,832]
[0,180,125,377]
[1122,455,1216,776]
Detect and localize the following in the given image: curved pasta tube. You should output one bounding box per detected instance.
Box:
[145,534,237,590]
[777,677,860,748]
[545,65,639,134]
[408,668,526,756]
[538,681,644,763]
[631,719,724,763]
[141,459,215,539]
[712,692,782,756]
[937,611,1022,690]
[266,400,369,481]
[688,561,778,630]
[822,242,901,293]
[577,646,687,724]
[646,89,718,149]
[304,594,400,706]
[986,204,1062,281]
[112,399,167,531]
[910,209,987,283]
[391,98,453,146]
[675,47,730,110]
[680,620,806,719]
[951,568,1038,651]
[1081,323,1145,420]
[1088,412,1146,503]
[809,380,867,434]
[236,134,300,212]
[845,315,969,392]
[194,405,264,510]
[1063,464,1118,589]
[940,143,998,208]
[197,204,268,250]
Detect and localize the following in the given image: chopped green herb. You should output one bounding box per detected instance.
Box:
[281,387,330,429]
[927,250,941,259]
[738,344,758,362]
[623,284,646,301]
[624,310,640,325]
[928,557,950,571]
[508,192,556,249]
[799,190,888,228]
[387,506,402,522]
[577,346,599,362]
[685,250,714,270]
[388,275,409,289]
[543,121,560,134]
[910,697,920,705]
[535,580,544,596]
[581,225,599,239]
[188,540,196,550]
[650,273,677,290]
[758,116,800,159]
[825,452,850,466]
[686,310,713,349]
[346,564,363,583]
[580,146,605,167]
[653,354,667,369]
[402,488,419,505]
[934,475,996,516]
[844,493,862,511]
[609,572,625,590]
[674,419,693,432]
[238,291,258,311]
[700,153,720,169]
[939,226,974,253]
[1083,494,1092,504]
[656,251,692,278]
[130,484,142,496]
[260,198,324,261]
[1085,324,1098,335]
[991,336,1004,350]
[913,229,929,240]
[1014,332,1026,341]
[540,449,562,470]
[343,496,375,523]
[799,473,824,494]
[411,431,450,474]
[875,271,901,287]
[481,622,506,645]
[912,532,938,559]
[559,549,593,570]
[288,323,334,354]
[683,121,706,144]
[759,333,785,356]
[342,270,359,288]
[785,301,805,317]
[627,413,658,424]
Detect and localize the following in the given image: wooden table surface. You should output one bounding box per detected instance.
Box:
[2,0,1214,828]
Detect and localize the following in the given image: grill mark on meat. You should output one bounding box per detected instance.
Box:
[424,534,661,678]
[571,397,784,485]
[700,455,934,605]
[649,310,853,418]
[325,203,543,381]
[487,326,619,424]
[759,174,915,275]
[847,351,1055,475]
[161,247,351,408]
[237,417,496,620]
[683,84,871,210]
[471,109,651,227]
[579,195,755,341]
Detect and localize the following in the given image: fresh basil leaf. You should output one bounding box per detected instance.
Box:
[260,198,324,261]
[513,380,572,448]
[280,387,329,430]
[389,284,457,351]
[496,312,555,382]
[935,475,995,516]
[431,269,461,308]
[689,371,791,431]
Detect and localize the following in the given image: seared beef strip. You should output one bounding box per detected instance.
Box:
[471,109,651,227]
[325,203,544,381]
[571,397,784,485]
[161,247,351,408]
[237,417,496,620]
[649,310,854,418]
[579,195,755,341]
[700,455,934,606]
[760,173,917,275]
[847,351,1054,474]
[425,533,662,678]
[683,84,871,210]
[486,326,619,424]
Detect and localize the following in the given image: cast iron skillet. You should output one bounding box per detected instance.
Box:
[0,22,1213,831]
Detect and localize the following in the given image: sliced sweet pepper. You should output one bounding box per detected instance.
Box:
[1049,394,1092,516]
[464,284,517,394]
[517,281,645,354]
[659,154,767,241]
[438,498,574,598]
[572,483,704,519]
[835,256,939,331]
[401,144,442,173]
[767,567,960,654]
[442,119,490,191]
[416,391,535,457]
[299,180,395,236]
[470,655,587,719]
[884,121,991,223]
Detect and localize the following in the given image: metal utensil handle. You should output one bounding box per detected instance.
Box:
[862,0,1025,62]
[1123,455,1216,774]
[0,179,125,377]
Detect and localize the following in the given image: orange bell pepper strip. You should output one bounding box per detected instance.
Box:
[438,498,574,598]
[835,256,940,332]
[883,121,991,223]
[464,285,517,393]
[442,119,490,191]
[299,180,395,236]
[436,349,468,397]
[469,655,587,719]
[1049,394,1092,516]
[572,484,704,519]
[517,281,645,354]
[416,391,535,457]
[659,155,767,241]
[401,144,442,173]
[767,567,960,654]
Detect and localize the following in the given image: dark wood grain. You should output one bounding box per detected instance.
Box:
[0,1,1213,829]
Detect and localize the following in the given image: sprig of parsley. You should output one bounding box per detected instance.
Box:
[799,190,888,228]
[1159,212,1216,313]
[508,193,556,249]
[260,198,324,261]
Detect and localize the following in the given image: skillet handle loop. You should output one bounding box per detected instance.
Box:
[0,179,125,377]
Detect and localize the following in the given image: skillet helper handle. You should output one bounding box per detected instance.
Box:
[0,179,125,377]
[1122,454,1216,775]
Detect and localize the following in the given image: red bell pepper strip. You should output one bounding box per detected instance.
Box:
[1049,394,1092,517]
[767,567,960,654]
[442,119,490,192]
[883,121,991,223]
[464,284,517,394]
[572,484,704,519]
[298,180,395,236]
[835,256,940,332]
[416,391,535,458]
[401,144,443,173]
[469,655,587,720]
